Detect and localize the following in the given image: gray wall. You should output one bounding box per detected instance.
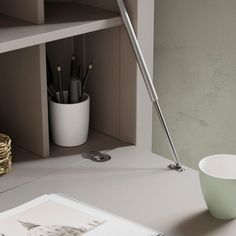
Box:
[153,0,236,169]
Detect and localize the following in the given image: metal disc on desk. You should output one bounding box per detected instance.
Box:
[81,151,111,162]
[90,153,111,162]
[81,151,100,160]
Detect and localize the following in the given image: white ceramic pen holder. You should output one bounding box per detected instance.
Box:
[49,91,90,147]
[199,154,236,220]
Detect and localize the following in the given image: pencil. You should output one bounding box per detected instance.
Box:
[70,55,76,78]
[82,63,93,90]
[57,66,64,104]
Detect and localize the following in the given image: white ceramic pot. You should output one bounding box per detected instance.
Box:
[49,91,90,147]
[199,154,236,220]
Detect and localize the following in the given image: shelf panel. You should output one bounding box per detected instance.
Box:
[0,3,122,54]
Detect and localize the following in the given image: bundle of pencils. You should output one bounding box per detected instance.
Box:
[47,55,93,104]
[69,55,93,104]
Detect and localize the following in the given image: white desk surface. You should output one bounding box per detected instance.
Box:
[0,146,236,236]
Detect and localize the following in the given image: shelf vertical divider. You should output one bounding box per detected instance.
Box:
[0,45,49,157]
[0,1,49,157]
[73,0,154,149]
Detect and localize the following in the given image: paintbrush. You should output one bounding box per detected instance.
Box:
[57,66,64,104]
[70,55,76,78]
[82,63,93,91]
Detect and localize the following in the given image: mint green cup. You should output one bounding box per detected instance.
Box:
[199,154,236,220]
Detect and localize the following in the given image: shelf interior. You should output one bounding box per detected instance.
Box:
[0,1,135,158]
[0,0,44,24]
[45,3,120,24]
[0,2,122,54]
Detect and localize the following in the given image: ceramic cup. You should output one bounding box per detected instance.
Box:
[199,154,236,220]
[49,91,90,147]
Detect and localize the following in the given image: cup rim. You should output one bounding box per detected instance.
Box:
[50,91,89,106]
[199,154,236,180]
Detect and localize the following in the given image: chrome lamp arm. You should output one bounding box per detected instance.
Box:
[117,0,184,172]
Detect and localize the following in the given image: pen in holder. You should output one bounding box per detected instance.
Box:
[47,57,93,147]
[49,91,90,147]
[69,77,82,104]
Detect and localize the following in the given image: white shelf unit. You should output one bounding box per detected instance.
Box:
[0,0,154,158]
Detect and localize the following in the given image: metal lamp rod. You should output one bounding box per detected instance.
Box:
[117,0,184,172]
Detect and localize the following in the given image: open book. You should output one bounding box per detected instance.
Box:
[0,194,163,236]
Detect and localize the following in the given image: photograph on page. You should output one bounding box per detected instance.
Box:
[0,195,163,236]
[0,198,105,236]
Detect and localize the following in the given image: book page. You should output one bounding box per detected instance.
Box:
[0,194,163,236]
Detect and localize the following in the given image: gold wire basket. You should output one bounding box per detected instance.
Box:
[0,134,12,176]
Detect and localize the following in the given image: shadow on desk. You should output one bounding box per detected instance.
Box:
[12,130,127,163]
[173,210,232,236]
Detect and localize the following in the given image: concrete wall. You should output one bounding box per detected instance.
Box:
[153,0,236,169]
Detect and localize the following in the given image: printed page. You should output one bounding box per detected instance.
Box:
[0,194,163,236]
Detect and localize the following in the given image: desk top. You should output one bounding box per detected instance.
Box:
[0,146,236,236]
